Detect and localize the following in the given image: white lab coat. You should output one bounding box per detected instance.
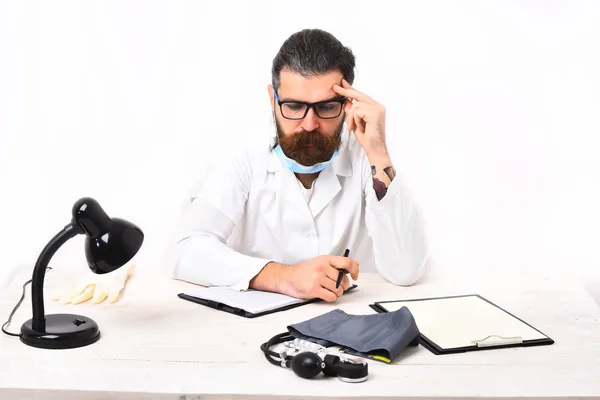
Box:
[170,131,429,290]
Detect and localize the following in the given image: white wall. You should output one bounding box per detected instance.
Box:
[1,1,599,301]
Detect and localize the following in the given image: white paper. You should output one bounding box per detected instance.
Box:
[183,287,306,314]
[381,295,548,349]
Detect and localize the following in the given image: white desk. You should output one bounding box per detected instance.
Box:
[1,269,600,400]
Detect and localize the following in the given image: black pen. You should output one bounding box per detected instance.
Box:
[336,248,350,289]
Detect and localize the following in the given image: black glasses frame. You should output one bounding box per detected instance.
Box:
[274,89,346,120]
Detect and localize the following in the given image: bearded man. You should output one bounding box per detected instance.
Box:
[170,29,429,301]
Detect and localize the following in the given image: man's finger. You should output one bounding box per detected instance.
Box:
[327,255,353,270]
[324,264,342,282]
[333,85,369,102]
[342,78,373,100]
[320,275,344,298]
[316,286,338,303]
[341,275,351,291]
[345,103,356,132]
[347,114,356,132]
[345,259,359,281]
[327,256,359,280]
[332,80,373,103]
[354,113,366,134]
[343,98,352,113]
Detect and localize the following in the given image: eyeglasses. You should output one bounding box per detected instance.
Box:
[274,89,346,120]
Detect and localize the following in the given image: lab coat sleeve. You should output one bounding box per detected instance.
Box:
[362,155,430,286]
[170,151,273,291]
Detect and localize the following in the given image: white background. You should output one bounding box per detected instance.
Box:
[1,1,599,302]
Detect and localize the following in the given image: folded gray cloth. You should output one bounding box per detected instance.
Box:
[287,307,420,363]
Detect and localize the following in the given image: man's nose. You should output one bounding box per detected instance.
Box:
[301,107,320,131]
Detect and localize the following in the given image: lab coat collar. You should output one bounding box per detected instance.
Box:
[266,132,352,217]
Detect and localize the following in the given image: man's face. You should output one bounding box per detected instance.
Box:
[270,69,345,166]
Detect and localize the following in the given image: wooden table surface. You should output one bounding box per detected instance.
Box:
[1,267,599,400]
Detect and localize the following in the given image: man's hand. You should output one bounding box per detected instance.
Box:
[333,79,396,200]
[282,255,359,302]
[250,256,359,302]
[333,79,388,160]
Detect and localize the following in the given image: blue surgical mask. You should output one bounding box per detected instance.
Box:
[273,145,338,174]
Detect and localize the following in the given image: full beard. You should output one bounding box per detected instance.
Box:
[274,117,344,166]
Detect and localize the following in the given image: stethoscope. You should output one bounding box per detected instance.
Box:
[260,332,369,383]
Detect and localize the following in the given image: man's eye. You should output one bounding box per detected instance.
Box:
[285,103,304,111]
[318,102,341,112]
[318,103,336,111]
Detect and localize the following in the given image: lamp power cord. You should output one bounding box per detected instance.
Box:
[1,267,52,338]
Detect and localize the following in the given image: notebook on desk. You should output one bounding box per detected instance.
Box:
[370,294,554,355]
[178,284,357,318]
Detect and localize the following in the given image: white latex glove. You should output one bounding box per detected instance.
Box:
[52,262,135,304]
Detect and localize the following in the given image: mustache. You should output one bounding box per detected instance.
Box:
[291,130,333,146]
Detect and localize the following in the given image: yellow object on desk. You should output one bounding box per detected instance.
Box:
[52,262,135,304]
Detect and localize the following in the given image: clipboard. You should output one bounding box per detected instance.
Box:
[178,284,357,318]
[370,294,554,355]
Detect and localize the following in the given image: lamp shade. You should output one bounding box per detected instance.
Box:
[72,197,144,274]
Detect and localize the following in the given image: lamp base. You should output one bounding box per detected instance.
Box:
[20,313,100,349]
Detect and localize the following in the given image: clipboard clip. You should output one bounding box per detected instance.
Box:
[471,335,523,347]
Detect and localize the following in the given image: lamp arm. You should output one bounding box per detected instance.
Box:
[31,222,82,331]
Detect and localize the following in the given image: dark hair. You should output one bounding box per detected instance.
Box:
[271,29,356,90]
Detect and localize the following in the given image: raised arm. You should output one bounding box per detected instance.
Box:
[333,79,429,285]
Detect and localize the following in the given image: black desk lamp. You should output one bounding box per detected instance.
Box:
[20,197,144,349]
